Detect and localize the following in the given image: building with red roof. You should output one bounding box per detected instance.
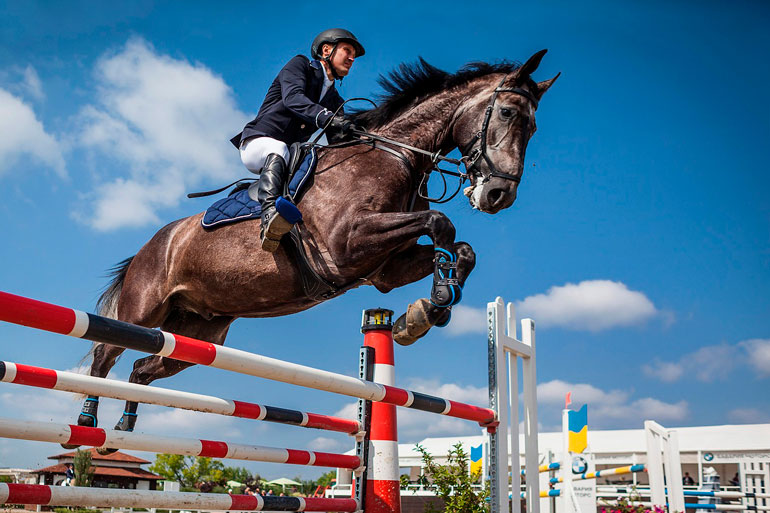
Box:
[32,448,163,490]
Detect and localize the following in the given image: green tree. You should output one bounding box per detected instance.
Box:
[414,442,489,513]
[149,454,224,490]
[73,449,94,487]
[316,470,336,488]
[222,466,252,484]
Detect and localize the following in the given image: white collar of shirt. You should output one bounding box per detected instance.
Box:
[319,61,335,100]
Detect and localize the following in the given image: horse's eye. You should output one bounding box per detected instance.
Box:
[500,107,514,119]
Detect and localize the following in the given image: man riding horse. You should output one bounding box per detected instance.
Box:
[64,43,558,450]
[230,28,364,252]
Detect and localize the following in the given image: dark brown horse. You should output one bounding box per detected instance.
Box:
[68,50,558,451]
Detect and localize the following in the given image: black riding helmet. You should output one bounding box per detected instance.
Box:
[311,28,365,59]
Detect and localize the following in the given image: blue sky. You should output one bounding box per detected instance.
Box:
[1,0,768,479]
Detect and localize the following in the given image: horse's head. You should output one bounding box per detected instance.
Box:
[455,50,559,213]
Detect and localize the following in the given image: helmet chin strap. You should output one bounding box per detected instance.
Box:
[323,43,343,81]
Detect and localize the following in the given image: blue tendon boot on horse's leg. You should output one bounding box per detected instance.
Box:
[97,401,138,455]
[256,154,301,253]
[393,247,464,345]
[60,396,99,449]
[430,248,463,307]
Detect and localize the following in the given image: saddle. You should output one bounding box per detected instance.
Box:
[196,143,345,301]
[201,143,316,229]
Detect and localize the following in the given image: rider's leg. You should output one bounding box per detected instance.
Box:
[239,137,294,252]
[256,154,294,252]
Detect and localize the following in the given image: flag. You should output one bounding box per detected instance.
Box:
[567,404,588,454]
[470,444,483,476]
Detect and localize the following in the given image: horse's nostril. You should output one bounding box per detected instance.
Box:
[488,188,506,207]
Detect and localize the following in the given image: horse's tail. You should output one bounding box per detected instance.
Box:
[75,256,134,390]
[96,256,134,319]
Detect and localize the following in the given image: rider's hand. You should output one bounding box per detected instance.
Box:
[328,115,360,135]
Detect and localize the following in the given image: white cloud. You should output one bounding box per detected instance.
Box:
[641,360,684,383]
[306,436,347,452]
[516,280,658,332]
[537,379,688,427]
[21,65,44,100]
[728,408,770,424]
[334,378,489,441]
[73,38,249,231]
[446,305,486,336]
[538,379,628,406]
[740,339,770,377]
[138,406,242,438]
[0,88,66,177]
[642,339,769,383]
[404,378,487,406]
[398,379,489,439]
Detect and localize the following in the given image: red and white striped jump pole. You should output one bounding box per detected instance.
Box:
[0,483,358,512]
[361,309,401,513]
[0,360,360,434]
[0,290,495,425]
[0,416,360,469]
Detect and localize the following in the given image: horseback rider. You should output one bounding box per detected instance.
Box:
[230,28,365,252]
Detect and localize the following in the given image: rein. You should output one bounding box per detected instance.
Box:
[339,74,538,203]
[190,77,538,203]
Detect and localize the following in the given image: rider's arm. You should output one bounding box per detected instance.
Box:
[278,55,334,129]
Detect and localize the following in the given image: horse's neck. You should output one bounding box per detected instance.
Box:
[376,80,489,169]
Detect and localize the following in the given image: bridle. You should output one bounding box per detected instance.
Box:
[459,74,539,185]
[344,73,539,203]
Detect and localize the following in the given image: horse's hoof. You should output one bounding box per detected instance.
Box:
[393,313,417,346]
[97,446,119,455]
[60,443,81,450]
[393,298,434,346]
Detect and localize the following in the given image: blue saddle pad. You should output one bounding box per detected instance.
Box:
[202,147,317,230]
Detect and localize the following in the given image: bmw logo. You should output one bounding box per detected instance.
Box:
[572,456,588,474]
[704,453,714,462]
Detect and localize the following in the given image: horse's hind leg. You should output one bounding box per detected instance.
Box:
[98,311,234,454]
[60,343,128,449]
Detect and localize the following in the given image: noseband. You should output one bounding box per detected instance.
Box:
[459,74,539,185]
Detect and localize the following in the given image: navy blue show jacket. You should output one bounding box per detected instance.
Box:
[230,56,344,149]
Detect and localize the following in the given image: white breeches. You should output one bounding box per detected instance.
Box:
[239,136,290,174]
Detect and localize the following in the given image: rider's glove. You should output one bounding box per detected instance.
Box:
[328,115,361,136]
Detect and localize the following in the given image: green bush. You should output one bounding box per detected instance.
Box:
[415,442,489,513]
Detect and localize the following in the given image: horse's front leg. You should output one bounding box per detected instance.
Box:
[370,241,476,345]
[336,211,475,345]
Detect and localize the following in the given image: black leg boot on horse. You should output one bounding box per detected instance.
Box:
[255,154,296,253]
[60,395,100,449]
[94,401,139,455]
[392,247,464,345]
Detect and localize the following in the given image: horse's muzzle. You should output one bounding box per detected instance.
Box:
[477,183,517,213]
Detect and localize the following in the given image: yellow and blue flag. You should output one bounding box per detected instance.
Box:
[567,404,588,454]
[470,444,483,476]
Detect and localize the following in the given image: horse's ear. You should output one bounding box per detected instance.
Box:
[535,72,560,100]
[515,49,548,81]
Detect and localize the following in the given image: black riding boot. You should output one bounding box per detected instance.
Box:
[257,153,293,253]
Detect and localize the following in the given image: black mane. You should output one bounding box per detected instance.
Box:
[350,58,524,129]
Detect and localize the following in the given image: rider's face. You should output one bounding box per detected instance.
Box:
[322,42,356,77]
